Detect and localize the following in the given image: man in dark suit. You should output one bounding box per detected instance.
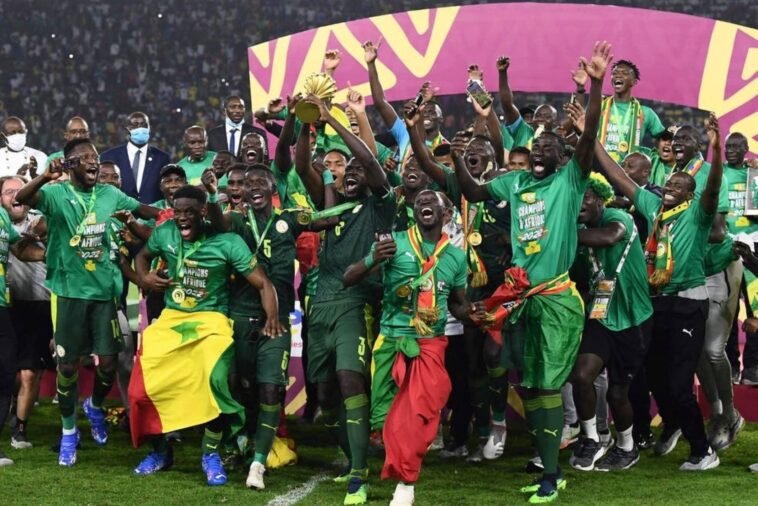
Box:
[100,112,170,204]
[207,95,268,158]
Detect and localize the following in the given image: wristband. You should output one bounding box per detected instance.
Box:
[322,169,335,185]
[207,192,219,204]
[363,253,376,269]
[575,87,586,94]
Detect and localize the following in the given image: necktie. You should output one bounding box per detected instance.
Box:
[229,128,238,155]
[132,149,142,190]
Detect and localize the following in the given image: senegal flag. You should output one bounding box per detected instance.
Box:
[128,308,244,447]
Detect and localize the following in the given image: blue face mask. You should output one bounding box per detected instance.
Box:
[130,127,150,145]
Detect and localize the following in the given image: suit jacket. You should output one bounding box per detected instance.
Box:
[100,143,170,204]
[207,122,268,158]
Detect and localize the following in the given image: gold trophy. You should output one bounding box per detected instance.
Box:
[295,73,338,123]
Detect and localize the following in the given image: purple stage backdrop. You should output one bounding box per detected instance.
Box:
[248,2,757,155]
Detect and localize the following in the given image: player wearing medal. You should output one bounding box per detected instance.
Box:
[15,138,160,467]
[668,123,743,454]
[596,112,725,471]
[588,59,665,162]
[343,189,480,506]
[561,159,653,472]
[407,96,512,461]
[130,185,283,485]
[296,94,395,506]
[455,42,611,503]
[204,163,307,490]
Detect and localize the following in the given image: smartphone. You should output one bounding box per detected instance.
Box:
[378,232,393,242]
[570,93,577,105]
[413,92,424,108]
[466,80,492,109]
[62,157,79,171]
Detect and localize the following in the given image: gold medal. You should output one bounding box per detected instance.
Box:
[171,288,186,304]
[297,212,312,225]
[468,232,482,246]
[69,234,81,247]
[618,141,629,153]
[396,285,412,298]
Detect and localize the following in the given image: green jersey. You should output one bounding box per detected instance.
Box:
[146,222,257,314]
[446,172,511,284]
[228,209,304,318]
[37,183,139,301]
[724,163,758,235]
[177,151,217,186]
[378,229,467,338]
[500,124,515,151]
[506,117,537,149]
[636,147,674,188]
[599,100,665,162]
[633,188,713,294]
[313,191,397,304]
[486,156,588,285]
[675,159,733,276]
[580,208,652,331]
[271,161,316,211]
[0,207,21,307]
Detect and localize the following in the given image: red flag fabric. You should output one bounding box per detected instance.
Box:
[381,337,450,483]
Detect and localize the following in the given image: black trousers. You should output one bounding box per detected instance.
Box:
[647,296,709,457]
[444,332,471,446]
[0,308,17,434]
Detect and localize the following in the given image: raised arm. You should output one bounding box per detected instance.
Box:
[201,169,232,232]
[496,56,520,125]
[452,132,490,202]
[245,265,285,338]
[346,87,379,157]
[701,112,723,216]
[307,95,390,196]
[574,41,613,174]
[294,123,325,209]
[274,94,301,171]
[405,102,447,188]
[363,39,399,127]
[322,49,341,78]
[16,157,64,208]
[112,210,153,242]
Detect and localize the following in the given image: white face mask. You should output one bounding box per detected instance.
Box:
[5,133,27,152]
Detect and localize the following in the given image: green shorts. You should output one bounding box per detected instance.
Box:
[231,314,291,387]
[506,287,584,390]
[307,300,372,383]
[53,296,122,363]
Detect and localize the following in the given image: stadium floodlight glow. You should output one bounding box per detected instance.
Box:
[68,53,74,59]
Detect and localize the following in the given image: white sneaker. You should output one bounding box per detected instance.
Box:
[679,447,720,471]
[0,451,14,466]
[654,428,682,457]
[428,424,444,451]
[246,461,266,489]
[749,463,758,473]
[560,423,580,449]
[482,421,507,460]
[389,483,415,506]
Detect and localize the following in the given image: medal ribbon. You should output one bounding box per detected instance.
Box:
[69,183,98,239]
[461,196,488,287]
[175,234,205,280]
[406,225,450,336]
[644,200,690,290]
[298,200,360,223]
[247,208,276,254]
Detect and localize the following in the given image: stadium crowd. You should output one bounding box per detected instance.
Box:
[1,2,758,506]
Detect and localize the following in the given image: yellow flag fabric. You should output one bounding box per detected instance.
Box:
[128,309,243,447]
